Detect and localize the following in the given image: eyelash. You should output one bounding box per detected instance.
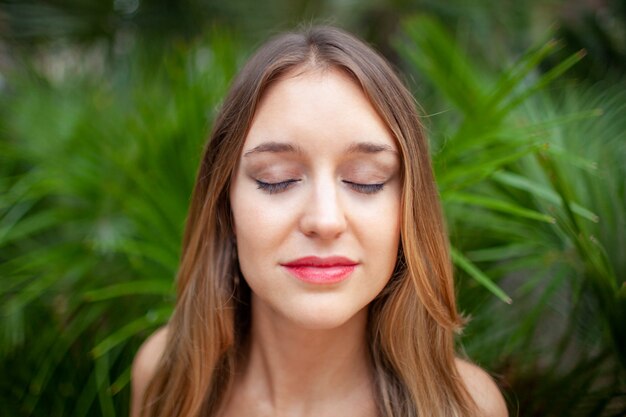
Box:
[343,181,385,194]
[255,179,385,195]
[256,179,300,194]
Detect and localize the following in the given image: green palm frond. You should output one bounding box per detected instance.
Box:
[0,31,239,416]
[398,15,625,416]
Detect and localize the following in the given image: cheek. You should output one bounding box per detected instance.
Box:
[230,189,299,302]
[359,190,402,277]
[356,186,401,239]
[230,181,295,267]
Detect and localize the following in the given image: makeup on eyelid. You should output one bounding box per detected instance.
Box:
[244,158,398,189]
[255,178,386,195]
[248,168,396,195]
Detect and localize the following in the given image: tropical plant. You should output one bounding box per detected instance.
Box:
[0,31,239,416]
[397,15,626,416]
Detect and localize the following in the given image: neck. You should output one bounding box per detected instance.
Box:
[234,297,376,416]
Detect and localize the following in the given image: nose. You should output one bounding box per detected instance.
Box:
[299,180,347,240]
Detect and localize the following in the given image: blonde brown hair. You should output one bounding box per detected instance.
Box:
[140,25,476,417]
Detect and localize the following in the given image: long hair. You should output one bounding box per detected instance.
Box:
[140,25,477,417]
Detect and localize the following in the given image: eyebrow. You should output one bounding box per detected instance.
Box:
[345,141,397,155]
[243,140,397,157]
[243,141,303,157]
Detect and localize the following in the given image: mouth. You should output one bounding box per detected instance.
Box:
[280,256,358,284]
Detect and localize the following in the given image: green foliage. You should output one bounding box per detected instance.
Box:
[0,31,238,416]
[397,15,625,416]
[1,13,624,417]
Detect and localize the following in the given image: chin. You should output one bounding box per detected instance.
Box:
[282,302,368,331]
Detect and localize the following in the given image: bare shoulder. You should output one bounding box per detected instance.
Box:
[455,358,508,417]
[130,326,169,417]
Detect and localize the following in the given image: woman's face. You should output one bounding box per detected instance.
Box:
[229,68,401,330]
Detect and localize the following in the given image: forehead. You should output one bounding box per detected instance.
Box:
[242,67,397,154]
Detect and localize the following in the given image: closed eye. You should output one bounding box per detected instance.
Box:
[343,181,385,194]
[256,179,384,195]
[256,179,300,194]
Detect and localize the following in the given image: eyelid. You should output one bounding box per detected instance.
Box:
[342,180,385,194]
[255,179,300,194]
[254,178,387,195]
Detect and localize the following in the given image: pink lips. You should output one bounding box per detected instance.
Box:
[281,256,358,284]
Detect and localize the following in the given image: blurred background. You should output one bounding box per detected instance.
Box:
[1,0,625,416]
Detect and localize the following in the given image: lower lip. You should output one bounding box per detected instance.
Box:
[282,265,356,284]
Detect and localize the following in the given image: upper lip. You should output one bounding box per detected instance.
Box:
[281,256,358,267]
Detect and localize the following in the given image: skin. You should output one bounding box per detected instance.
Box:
[130,68,508,417]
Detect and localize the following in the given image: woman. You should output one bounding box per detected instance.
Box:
[131,25,508,417]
